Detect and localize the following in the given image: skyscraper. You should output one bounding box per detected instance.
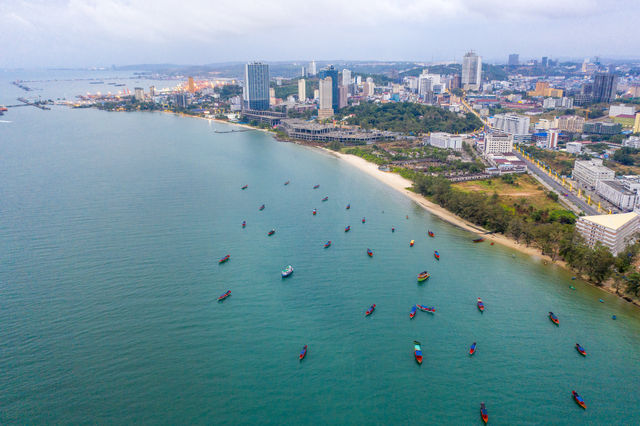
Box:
[318,65,339,111]
[308,60,316,76]
[462,51,482,91]
[592,73,618,103]
[243,62,270,111]
[508,54,519,67]
[187,76,195,93]
[318,77,333,120]
[342,69,351,87]
[298,79,306,101]
[338,85,348,109]
[541,57,548,68]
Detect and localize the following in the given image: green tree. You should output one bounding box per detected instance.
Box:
[585,244,615,285]
[625,272,640,297]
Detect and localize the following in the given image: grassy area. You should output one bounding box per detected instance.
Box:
[453,174,571,217]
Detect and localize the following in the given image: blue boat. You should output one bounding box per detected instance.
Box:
[324,241,331,248]
[469,342,477,356]
[345,225,351,232]
[409,305,417,319]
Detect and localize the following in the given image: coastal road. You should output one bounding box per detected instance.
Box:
[513,151,598,215]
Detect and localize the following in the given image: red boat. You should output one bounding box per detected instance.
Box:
[413,341,423,364]
[409,305,417,318]
[549,311,559,325]
[241,221,246,228]
[362,217,366,223]
[241,184,248,190]
[473,238,485,243]
[217,290,231,301]
[480,402,488,423]
[575,343,586,356]
[477,298,485,312]
[428,230,434,237]
[391,227,395,232]
[409,240,415,247]
[313,184,319,189]
[345,226,351,232]
[365,304,376,316]
[313,209,317,215]
[218,254,230,264]
[572,390,586,409]
[367,248,373,257]
[469,342,477,356]
[324,241,332,248]
[268,229,275,236]
[434,251,440,260]
[299,345,308,360]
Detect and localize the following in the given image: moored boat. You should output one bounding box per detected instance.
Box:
[259,204,265,211]
[575,343,586,356]
[282,265,294,278]
[367,248,373,257]
[413,340,423,364]
[284,180,290,185]
[477,298,485,312]
[241,184,248,190]
[268,229,275,236]
[313,209,317,215]
[324,241,332,248]
[480,403,488,423]
[572,390,586,409]
[217,290,231,301]
[417,271,430,282]
[409,305,417,319]
[322,196,328,202]
[346,203,350,209]
[549,311,559,325]
[362,217,366,223]
[219,254,230,264]
[409,240,415,247]
[391,227,395,232]
[365,304,376,316]
[473,237,485,243]
[313,184,320,189]
[469,342,477,356]
[428,230,435,237]
[345,225,351,232]
[434,250,440,260]
[299,345,307,360]
[242,220,246,228]
[417,305,435,313]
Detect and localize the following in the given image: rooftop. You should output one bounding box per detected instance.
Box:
[579,212,639,230]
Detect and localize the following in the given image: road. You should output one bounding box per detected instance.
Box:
[513,151,599,215]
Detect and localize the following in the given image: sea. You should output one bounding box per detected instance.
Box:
[1,70,640,424]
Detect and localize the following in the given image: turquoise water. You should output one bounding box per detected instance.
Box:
[2,74,640,424]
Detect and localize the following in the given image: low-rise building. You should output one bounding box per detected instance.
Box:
[609,104,636,117]
[566,142,583,154]
[553,115,585,133]
[623,136,640,149]
[428,132,463,151]
[572,159,615,189]
[576,212,640,255]
[596,180,637,211]
[583,122,622,135]
[485,154,527,174]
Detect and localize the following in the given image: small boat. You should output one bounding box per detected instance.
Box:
[313,209,317,215]
[417,271,430,282]
[549,311,559,325]
[322,196,328,202]
[241,184,248,190]
[409,305,417,319]
[259,204,265,211]
[417,305,435,313]
[477,298,485,312]
[345,225,351,232]
[569,285,575,290]
[313,184,320,189]
[284,181,290,185]
[391,227,395,232]
[490,242,494,245]
[469,342,477,356]
[612,315,617,320]
[473,237,485,243]
[282,265,294,278]
[575,343,586,356]
[428,230,434,237]
[362,217,366,223]
[409,240,415,247]
[365,304,376,316]
[434,251,440,260]
[413,340,423,364]
[480,403,488,424]
[324,241,331,248]
[299,344,307,360]
[367,248,373,257]
[268,229,275,236]
[346,204,350,209]
[217,290,231,301]
[571,276,577,280]
[599,299,604,303]
[242,221,246,228]
[572,391,586,409]
[218,254,230,264]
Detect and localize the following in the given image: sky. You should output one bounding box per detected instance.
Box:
[0,0,638,68]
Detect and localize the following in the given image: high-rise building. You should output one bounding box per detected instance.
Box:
[342,69,351,87]
[188,77,195,93]
[243,62,270,111]
[149,86,155,97]
[308,60,316,76]
[301,66,306,77]
[546,128,560,150]
[175,93,189,108]
[508,54,519,67]
[489,113,530,142]
[338,85,348,109]
[462,51,482,91]
[134,87,144,101]
[318,77,333,119]
[298,79,306,101]
[318,66,339,111]
[541,57,548,68]
[269,87,276,106]
[450,75,462,90]
[634,112,640,133]
[576,212,640,255]
[483,132,513,154]
[592,73,618,103]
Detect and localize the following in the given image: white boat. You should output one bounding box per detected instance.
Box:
[282,265,294,278]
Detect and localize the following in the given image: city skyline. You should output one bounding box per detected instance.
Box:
[1,0,639,68]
